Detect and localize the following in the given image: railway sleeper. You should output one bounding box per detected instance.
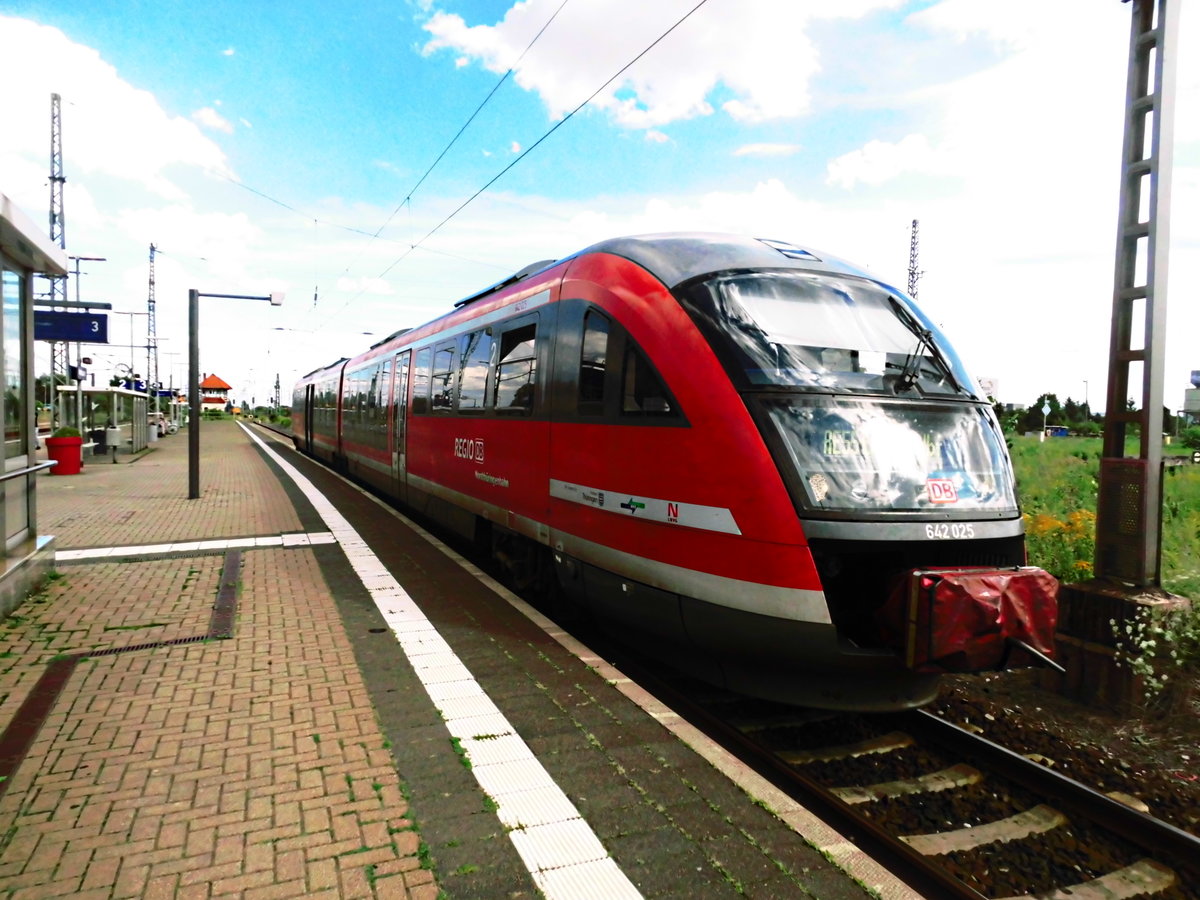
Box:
[832,761,981,804]
[994,858,1177,900]
[901,803,1066,855]
[780,730,914,764]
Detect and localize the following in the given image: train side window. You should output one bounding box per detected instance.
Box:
[412,347,432,414]
[622,344,675,417]
[431,341,457,413]
[457,329,494,413]
[494,323,537,414]
[366,366,379,414]
[578,310,609,415]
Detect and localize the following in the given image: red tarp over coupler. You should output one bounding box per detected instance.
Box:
[878,567,1059,673]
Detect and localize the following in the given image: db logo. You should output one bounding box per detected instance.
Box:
[453,438,484,462]
[927,478,958,504]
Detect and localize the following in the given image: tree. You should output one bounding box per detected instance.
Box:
[1017,393,1062,434]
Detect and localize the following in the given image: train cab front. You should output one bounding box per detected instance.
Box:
[676,263,1058,708]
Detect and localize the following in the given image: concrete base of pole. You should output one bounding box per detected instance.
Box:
[1039,579,1192,716]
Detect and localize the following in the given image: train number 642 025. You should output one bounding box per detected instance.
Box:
[926,522,976,540]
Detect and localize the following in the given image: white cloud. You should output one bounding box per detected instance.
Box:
[734,143,802,158]
[0,16,232,202]
[645,130,670,144]
[192,106,234,134]
[825,134,936,188]
[421,0,902,129]
[222,47,235,57]
[510,141,521,154]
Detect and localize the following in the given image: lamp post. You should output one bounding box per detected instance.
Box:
[189,289,283,499]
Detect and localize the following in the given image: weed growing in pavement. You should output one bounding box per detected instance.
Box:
[481,793,498,814]
[311,733,321,744]
[449,737,471,770]
[417,841,433,869]
[454,863,478,875]
[364,864,377,888]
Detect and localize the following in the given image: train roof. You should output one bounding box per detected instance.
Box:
[576,232,879,290]
[295,233,891,382]
[446,232,883,312]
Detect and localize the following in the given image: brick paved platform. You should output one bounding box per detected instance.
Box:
[0,420,917,899]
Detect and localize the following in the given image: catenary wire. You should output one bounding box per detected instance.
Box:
[372,0,713,285]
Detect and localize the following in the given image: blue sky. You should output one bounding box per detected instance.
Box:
[1,0,1197,413]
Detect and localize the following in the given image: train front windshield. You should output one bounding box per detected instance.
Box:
[681,270,1017,514]
[762,399,1015,512]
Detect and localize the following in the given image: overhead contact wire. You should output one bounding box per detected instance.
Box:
[380,0,712,278]
[378,0,574,237]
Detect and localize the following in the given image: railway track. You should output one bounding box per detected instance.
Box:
[258,422,1198,897]
[689,690,1200,899]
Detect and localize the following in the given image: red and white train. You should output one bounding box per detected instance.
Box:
[293,233,1056,710]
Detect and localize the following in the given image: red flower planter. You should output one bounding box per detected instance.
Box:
[45,435,83,475]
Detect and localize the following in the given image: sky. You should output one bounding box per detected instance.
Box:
[0,0,1197,415]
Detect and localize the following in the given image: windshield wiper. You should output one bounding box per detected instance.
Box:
[887,297,962,394]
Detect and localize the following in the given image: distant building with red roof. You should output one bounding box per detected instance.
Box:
[199,373,232,410]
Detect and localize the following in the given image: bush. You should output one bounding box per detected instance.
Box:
[51,426,81,438]
[278,417,291,429]
[1180,426,1200,451]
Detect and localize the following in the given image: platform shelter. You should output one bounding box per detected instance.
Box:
[0,193,67,616]
[55,384,149,456]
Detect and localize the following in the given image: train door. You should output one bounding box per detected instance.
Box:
[304,383,315,451]
[390,350,410,500]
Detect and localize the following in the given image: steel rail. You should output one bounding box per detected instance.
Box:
[610,658,989,899]
[907,708,1200,879]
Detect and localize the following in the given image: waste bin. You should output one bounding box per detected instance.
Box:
[89,428,107,453]
[106,426,122,457]
[46,435,83,475]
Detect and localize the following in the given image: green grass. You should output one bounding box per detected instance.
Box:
[1011,435,1200,598]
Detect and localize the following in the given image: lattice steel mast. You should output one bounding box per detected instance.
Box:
[148,243,159,412]
[906,219,922,298]
[1095,0,1178,586]
[48,93,68,427]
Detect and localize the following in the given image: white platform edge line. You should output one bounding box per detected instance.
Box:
[242,424,643,899]
[53,532,336,561]
[247,426,922,900]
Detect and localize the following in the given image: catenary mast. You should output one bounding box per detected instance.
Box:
[47,93,68,428]
[907,219,921,299]
[148,243,158,414]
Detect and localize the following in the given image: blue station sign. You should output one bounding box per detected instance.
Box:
[34,311,109,343]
